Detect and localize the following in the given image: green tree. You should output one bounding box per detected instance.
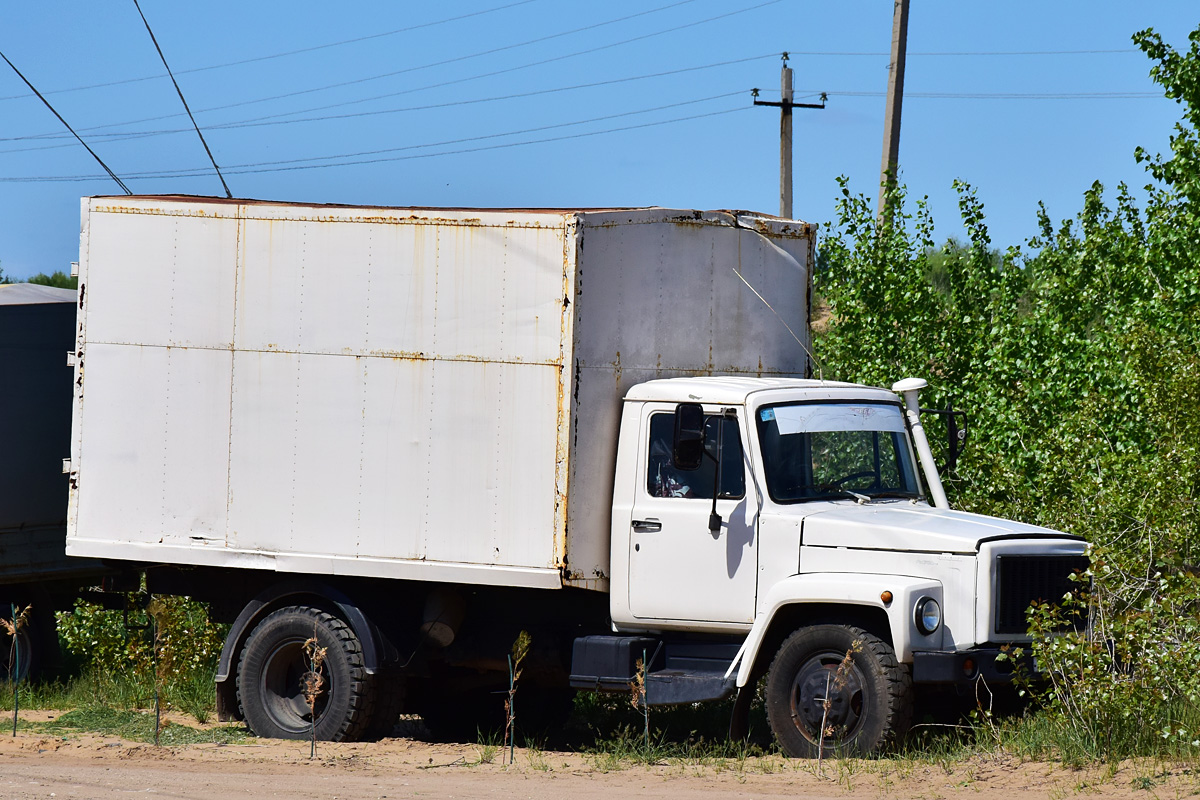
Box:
[813,25,1200,759]
[815,26,1200,571]
[25,271,77,290]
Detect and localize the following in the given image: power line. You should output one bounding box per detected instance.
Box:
[188,90,750,173]
[132,0,231,197]
[824,89,1159,99]
[0,0,543,103]
[0,103,751,183]
[11,0,781,144]
[0,48,131,194]
[0,71,1166,159]
[787,48,1138,57]
[0,53,778,153]
[0,42,1141,106]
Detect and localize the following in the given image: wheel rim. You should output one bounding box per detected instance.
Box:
[259,637,332,735]
[789,650,867,747]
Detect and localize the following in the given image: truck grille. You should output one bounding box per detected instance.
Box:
[994,555,1089,635]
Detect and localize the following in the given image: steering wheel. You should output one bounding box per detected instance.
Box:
[826,470,876,489]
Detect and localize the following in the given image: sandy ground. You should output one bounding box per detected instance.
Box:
[0,711,1195,799]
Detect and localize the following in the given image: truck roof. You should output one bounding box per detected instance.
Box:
[624,376,900,405]
[0,284,76,305]
[85,195,814,239]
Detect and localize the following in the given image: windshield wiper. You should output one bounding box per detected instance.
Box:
[816,489,871,504]
[865,490,919,500]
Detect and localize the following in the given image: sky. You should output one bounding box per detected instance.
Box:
[1,1,1197,280]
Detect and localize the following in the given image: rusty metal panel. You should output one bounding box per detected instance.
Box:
[561,209,812,591]
[72,342,233,549]
[84,206,239,349]
[69,198,572,589]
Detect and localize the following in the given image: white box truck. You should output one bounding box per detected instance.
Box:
[65,195,1086,755]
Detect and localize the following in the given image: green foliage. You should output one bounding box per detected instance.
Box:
[1016,555,1200,762]
[55,596,226,719]
[814,24,1200,762]
[25,270,77,289]
[0,266,77,289]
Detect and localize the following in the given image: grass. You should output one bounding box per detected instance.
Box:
[0,668,217,723]
[8,660,1200,779]
[26,706,252,745]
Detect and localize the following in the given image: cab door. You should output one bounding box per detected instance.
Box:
[627,403,758,623]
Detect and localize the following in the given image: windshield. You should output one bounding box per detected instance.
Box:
[755,402,920,503]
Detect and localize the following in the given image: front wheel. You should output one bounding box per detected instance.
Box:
[765,624,912,758]
[236,605,374,742]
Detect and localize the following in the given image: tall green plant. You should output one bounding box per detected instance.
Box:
[814,24,1200,761]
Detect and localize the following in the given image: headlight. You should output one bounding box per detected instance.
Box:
[915,597,941,635]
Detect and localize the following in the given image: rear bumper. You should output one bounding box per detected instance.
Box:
[911,647,1025,684]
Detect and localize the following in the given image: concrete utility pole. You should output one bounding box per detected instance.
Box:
[878,0,910,216]
[753,53,825,220]
[780,61,793,219]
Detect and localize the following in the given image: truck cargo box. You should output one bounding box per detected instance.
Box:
[67,197,812,591]
[0,283,104,584]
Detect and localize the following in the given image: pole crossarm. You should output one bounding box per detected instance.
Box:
[751,92,828,111]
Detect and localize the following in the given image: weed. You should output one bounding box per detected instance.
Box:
[502,630,530,765]
[475,743,497,765]
[301,629,327,760]
[526,743,550,772]
[2,604,32,736]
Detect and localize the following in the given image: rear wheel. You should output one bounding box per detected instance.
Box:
[236,606,374,742]
[765,624,912,757]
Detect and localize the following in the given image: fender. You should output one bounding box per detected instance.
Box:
[726,573,943,687]
[214,580,393,720]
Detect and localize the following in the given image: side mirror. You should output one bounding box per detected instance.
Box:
[945,408,968,473]
[672,402,705,471]
[918,402,969,473]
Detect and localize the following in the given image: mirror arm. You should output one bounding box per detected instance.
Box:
[708,416,723,534]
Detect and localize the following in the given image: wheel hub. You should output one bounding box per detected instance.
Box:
[260,640,332,734]
[791,653,866,742]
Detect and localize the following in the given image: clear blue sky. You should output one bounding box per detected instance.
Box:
[1,1,1196,280]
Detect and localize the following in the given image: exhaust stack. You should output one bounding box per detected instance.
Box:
[892,378,949,509]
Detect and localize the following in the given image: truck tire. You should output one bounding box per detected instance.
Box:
[236,605,374,742]
[361,669,406,740]
[765,624,912,758]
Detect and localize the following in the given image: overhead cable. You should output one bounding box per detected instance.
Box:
[0,104,750,183]
[132,0,231,197]
[14,0,780,142]
[0,0,543,103]
[0,48,131,194]
[0,53,779,152]
[142,0,765,124]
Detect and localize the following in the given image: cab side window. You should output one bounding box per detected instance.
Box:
[646,412,745,499]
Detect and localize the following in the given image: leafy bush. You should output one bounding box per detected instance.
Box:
[814,25,1200,760]
[56,595,226,716]
[1019,554,1200,761]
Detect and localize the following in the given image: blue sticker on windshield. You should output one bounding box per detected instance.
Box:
[760,408,775,422]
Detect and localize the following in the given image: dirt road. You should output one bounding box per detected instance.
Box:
[0,713,1190,799]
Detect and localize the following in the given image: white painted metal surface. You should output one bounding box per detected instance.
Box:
[67,197,814,592]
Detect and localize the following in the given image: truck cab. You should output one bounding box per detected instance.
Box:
[572,375,1086,757]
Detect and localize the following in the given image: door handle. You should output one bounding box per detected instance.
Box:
[632,518,662,533]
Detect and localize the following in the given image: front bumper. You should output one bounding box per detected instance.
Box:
[911,647,1027,684]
